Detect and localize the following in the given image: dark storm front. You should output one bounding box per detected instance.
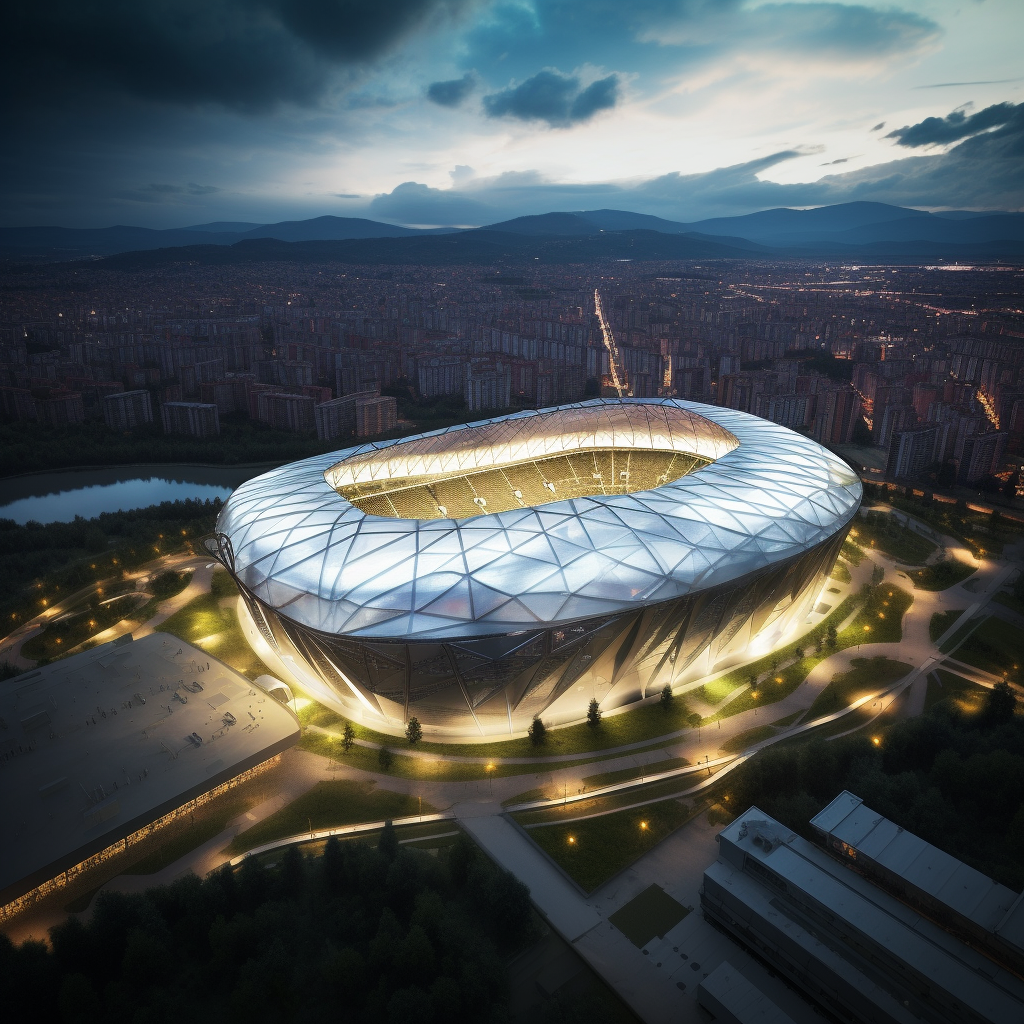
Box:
[234,531,845,734]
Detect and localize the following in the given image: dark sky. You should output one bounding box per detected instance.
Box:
[2,0,1022,227]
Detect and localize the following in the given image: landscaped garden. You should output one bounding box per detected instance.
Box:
[906,559,975,591]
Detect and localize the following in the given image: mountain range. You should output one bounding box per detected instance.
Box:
[2,202,1023,265]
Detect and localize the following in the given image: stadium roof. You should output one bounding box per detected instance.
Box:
[217,399,861,640]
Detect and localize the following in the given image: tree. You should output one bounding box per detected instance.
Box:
[378,745,394,771]
[528,715,546,746]
[341,721,355,753]
[793,647,805,661]
[659,684,674,710]
[586,697,602,729]
[826,622,838,650]
[981,681,1016,728]
[405,716,422,744]
[688,712,701,732]
[815,634,824,654]
[378,819,398,860]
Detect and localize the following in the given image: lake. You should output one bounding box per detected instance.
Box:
[0,464,271,524]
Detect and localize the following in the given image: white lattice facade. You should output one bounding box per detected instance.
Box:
[214,399,861,737]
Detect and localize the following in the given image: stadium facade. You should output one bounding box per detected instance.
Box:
[213,399,861,737]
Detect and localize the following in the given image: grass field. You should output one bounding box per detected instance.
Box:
[930,609,965,643]
[955,618,1024,681]
[226,780,435,854]
[907,560,976,591]
[841,540,864,566]
[720,723,777,752]
[806,657,912,719]
[830,560,852,584]
[581,756,690,789]
[702,585,912,724]
[850,513,937,565]
[298,692,701,761]
[522,798,695,892]
[156,570,271,680]
[124,795,253,874]
[993,591,1024,616]
[297,727,645,781]
[924,670,987,712]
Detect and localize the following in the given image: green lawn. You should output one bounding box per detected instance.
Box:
[841,540,864,566]
[993,591,1024,616]
[581,756,689,789]
[955,618,1024,681]
[930,609,965,643]
[850,512,937,565]
[523,798,695,892]
[839,584,912,646]
[720,724,777,752]
[155,570,271,680]
[226,780,435,854]
[21,593,141,661]
[830,560,852,584]
[299,692,702,761]
[298,727,637,781]
[924,670,986,712]
[806,657,912,719]
[906,560,975,591]
[124,795,253,874]
[705,585,912,724]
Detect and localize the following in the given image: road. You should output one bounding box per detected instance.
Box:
[594,288,626,396]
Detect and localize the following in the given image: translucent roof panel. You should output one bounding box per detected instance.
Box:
[217,399,862,639]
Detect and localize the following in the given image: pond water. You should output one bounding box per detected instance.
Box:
[0,464,270,524]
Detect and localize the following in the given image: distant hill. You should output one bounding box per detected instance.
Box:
[479,213,601,235]
[237,215,455,242]
[679,202,1024,246]
[75,228,759,271]
[0,215,458,260]
[3,201,1021,264]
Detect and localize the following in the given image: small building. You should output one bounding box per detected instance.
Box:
[0,635,299,921]
[355,395,397,437]
[161,400,220,437]
[34,389,85,428]
[256,391,316,432]
[102,389,154,431]
[314,389,380,441]
[702,805,1024,1024]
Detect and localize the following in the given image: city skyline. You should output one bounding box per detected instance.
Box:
[2,0,1023,228]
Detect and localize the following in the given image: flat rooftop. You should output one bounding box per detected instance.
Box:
[0,634,299,906]
[713,811,1024,1024]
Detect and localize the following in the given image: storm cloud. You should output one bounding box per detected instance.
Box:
[427,73,477,107]
[483,70,620,126]
[3,0,469,111]
[886,102,1021,147]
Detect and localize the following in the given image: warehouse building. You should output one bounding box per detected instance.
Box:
[0,634,299,921]
[702,801,1024,1024]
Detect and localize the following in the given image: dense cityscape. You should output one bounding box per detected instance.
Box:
[3,260,1022,500]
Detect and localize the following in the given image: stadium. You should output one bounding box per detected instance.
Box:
[213,399,862,738]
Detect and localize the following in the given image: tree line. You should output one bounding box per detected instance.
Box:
[0,827,535,1024]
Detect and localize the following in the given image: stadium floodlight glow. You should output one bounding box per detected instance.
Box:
[214,399,861,738]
